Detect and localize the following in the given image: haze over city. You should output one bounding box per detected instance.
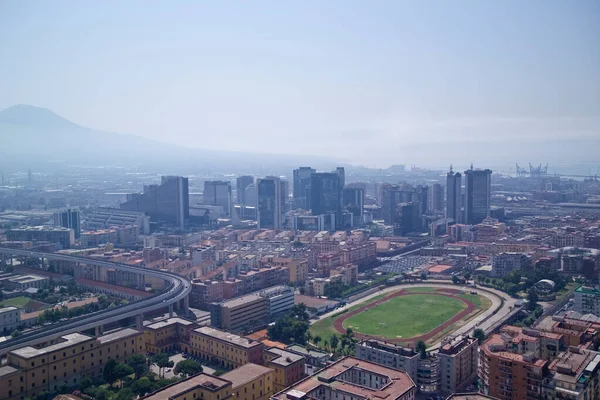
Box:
[1,0,599,169]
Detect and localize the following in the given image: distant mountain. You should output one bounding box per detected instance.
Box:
[0,105,337,173]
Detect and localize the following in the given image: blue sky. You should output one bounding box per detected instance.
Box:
[1,1,598,166]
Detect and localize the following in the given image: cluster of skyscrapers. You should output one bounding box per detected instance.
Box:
[115,165,491,236]
[446,166,492,224]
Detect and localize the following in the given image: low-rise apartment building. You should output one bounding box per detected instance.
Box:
[190,279,224,310]
[142,372,233,400]
[6,226,75,249]
[542,347,600,400]
[0,306,20,334]
[190,327,264,369]
[210,294,268,332]
[271,356,416,400]
[222,363,275,400]
[264,347,306,392]
[355,340,419,382]
[0,328,144,400]
[4,274,49,291]
[144,317,199,354]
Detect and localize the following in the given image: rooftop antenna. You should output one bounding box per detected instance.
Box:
[470,162,474,170]
[449,164,453,174]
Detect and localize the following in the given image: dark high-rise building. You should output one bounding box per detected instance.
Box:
[416,185,429,214]
[236,176,254,204]
[293,167,315,209]
[464,167,492,224]
[382,184,428,227]
[446,168,462,223]
[343,187,364,224]
[432,183,444,212]
[257,176,283,229]
[393,202,421,235]
[336,167,346,189]
[280,179,290,214]
[121,176,189,230]
[204,181,233,217]
[53,208,81,238]
[310,172,342,229]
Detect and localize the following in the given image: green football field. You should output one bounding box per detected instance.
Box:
[342,294,467,339]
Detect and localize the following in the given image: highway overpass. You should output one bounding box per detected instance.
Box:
[0,247,191,355]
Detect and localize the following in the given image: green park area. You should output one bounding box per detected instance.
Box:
[0,296,30,308]
[342,294,466,339]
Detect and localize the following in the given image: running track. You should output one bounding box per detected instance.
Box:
[333,288,476,344]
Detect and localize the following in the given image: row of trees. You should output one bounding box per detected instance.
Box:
[309,328,358,356]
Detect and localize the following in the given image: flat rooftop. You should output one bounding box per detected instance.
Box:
[10,333,92,359]
[265,347,305,366]
[0,365,20,378]
[193,327,262,349]
[142,373,231,400]
[286,344,328,358]
[145,317,195,330]
[221,363,273,389]
[97,328,141,344]
[221,293,265,309]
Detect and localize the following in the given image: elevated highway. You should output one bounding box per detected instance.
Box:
[0,247,191,355]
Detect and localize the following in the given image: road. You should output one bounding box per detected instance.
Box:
[0,247,191,355]
[313,281,517,349]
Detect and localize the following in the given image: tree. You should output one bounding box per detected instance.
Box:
[473,328,486,344]
[174,359,203,377]
[289,303,310,322]
[420,272,427,281]
[527,289,539,311]
[151,353,174,378]
[131,377,154,396]
[113,362,134,388]
[116,388,135,400]
[464,272,472,281]
[103,359,118,385]
[127,354,148,379]
[330,334,339,352]
[267,315,309,344]
[11,329,21,338]
[345,327,354,338]
[80,377,93,391]
[504,283,519,296]
[452,275,460,284]
[323,339,329,351]
[313,335,322,347]
[415,340,427,359]
[95,387,110,400]
[505,270,522,285]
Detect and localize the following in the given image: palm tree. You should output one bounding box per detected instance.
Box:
[323,339,329,351]
[313,335,322,347]
[330,334,339,353]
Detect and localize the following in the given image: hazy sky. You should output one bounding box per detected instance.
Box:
[1,1,599,167]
